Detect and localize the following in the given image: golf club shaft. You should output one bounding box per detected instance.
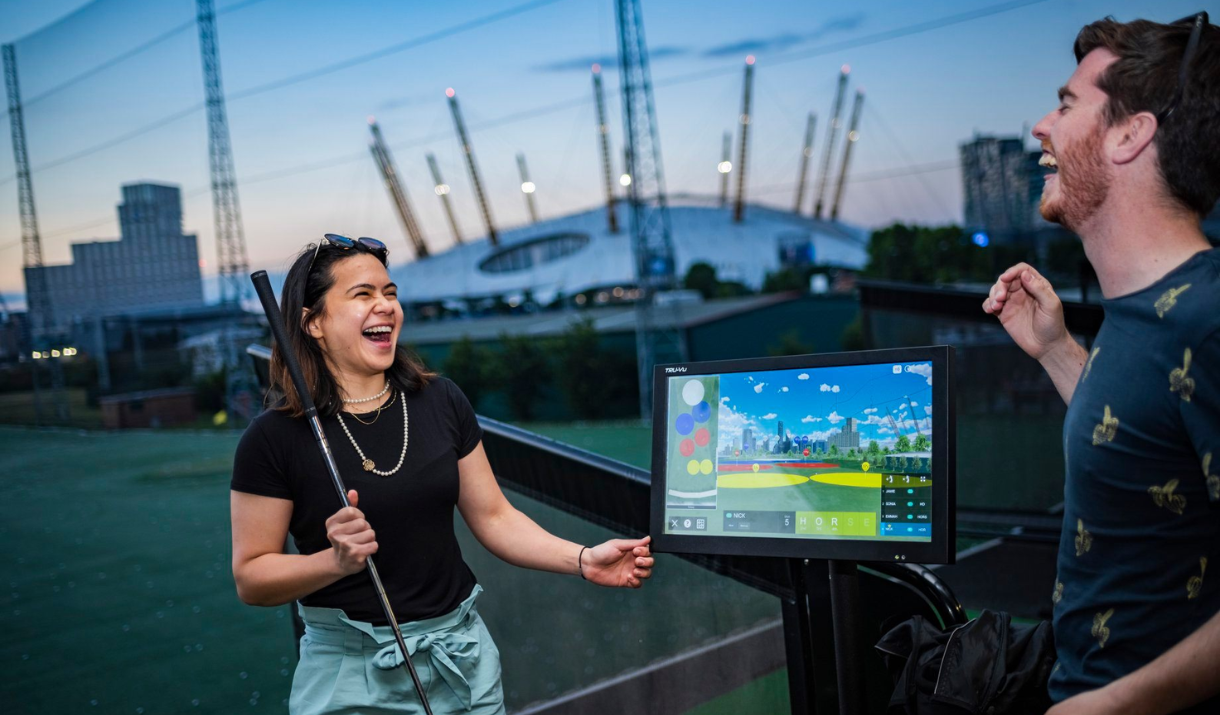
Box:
[250,270,433,715]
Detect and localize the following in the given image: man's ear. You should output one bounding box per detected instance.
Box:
[1110,111,1157,166]
[302,308,323,340]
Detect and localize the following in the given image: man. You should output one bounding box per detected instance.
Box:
[983,14,1220,715]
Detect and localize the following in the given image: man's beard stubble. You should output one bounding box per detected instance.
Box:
[1039,125,1111,232]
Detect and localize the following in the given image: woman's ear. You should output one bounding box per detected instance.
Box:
[302,308,323,340]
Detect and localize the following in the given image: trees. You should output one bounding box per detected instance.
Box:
[443,336,492,410]
[863,223,1035,285]
[895,435,912,453]
[555,319,633,420]
[492,332,551,421]
[914,433,931,453]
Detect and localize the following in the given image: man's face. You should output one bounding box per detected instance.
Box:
[1031,49,1118,231]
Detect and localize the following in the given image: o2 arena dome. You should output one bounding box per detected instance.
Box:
[389,197,868,309]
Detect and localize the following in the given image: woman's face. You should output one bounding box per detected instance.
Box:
[305,253,402,379]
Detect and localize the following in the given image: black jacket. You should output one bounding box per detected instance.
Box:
[875,610,1055,715]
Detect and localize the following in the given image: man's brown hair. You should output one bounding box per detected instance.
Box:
[1074,16,1219,217]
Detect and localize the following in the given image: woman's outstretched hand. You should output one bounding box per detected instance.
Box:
[582,536,654,588]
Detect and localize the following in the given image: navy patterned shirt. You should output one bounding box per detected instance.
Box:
[1050,247,1220,711]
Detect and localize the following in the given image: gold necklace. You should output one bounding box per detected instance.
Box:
[349,390,394,426]
[336,392,409,475]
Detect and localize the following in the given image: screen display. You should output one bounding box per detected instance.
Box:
[661,360,934,543]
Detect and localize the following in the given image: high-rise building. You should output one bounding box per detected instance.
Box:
[959,134,1050,242]
[742,427,754,452]
[26,183,205,329]
[830,416,860,452]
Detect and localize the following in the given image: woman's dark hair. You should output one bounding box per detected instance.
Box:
[1074,17,1220,217]
[270,241,435,418]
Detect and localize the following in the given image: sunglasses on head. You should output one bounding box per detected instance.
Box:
[1157,11,1210,124]
[307,233,389,276]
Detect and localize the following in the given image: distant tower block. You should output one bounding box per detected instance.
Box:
[368,117,428,259]
[591,64,620,233]
[426,153,464,245]
[447,88,498,246]
[733,55,755,223]
[718,131,731,207]
[794,112,816,213]
[831,90,865,221]
[813,65,850,219]
[517,153,539,223]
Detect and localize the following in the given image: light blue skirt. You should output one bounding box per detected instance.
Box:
[290,585,505,715]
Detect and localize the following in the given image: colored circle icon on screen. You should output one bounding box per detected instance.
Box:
[692,400,711,422]
[700,459,714,475]
[752,463,760,473]
[679,439,695,457]
[687,460,700,475]
[861,462,870,471]
[694,428,710,447]
[682,379,705,406]
[675,413,694,435]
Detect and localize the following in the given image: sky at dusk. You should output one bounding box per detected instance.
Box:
[0,0,1201,306]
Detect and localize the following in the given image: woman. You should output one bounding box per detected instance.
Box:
[230,235,654,715]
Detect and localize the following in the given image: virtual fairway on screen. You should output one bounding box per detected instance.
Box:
[662,362,934,543]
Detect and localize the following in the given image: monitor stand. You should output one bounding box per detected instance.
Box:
[783,558,867,715]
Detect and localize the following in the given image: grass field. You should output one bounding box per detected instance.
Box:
[0,424,781,714]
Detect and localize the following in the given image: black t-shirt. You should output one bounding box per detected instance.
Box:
[1050,248,1220,711]
[231,376,482,625]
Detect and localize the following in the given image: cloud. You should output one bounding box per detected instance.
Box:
[762,413,778,420]
[878,426,894,434]
[701,14,865,58]
[863,407,877,414]
[534,46,687,72]
[781,386,789,392]
[754,383,766,393]
[924,406,932,415]
[801,415,822,423]
[910,401,919,407]
[798,373,809,380]
[905,363,933,385]
[721,397,730,404]
[703,33,805,57]
[827,411,845,424]
[820,384,831,392]
[747,376,754,382]
[833,385,840,393]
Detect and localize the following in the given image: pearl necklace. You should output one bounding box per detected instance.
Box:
[343,380,390,404]
[336,392,408,475]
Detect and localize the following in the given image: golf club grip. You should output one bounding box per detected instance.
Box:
[250,270,316,413]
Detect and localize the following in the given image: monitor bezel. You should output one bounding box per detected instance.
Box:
[649,346,956,565]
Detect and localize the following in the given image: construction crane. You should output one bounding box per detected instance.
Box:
[4,43,68,424]
[368,117,429,259]
[830,90,864,221]
[615,0,686,420]
[590,64,619,233]
[446,88,498,246]
[426,154,464,245]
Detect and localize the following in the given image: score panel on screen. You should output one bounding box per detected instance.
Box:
[650,347,954,565]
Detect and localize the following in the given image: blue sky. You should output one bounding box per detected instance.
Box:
[0,0,1202,304]
[715,362,933,449]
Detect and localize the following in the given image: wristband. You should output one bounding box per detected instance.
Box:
[578,545,589,580]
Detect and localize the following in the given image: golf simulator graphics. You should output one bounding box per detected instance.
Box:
[652,347,955,563]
